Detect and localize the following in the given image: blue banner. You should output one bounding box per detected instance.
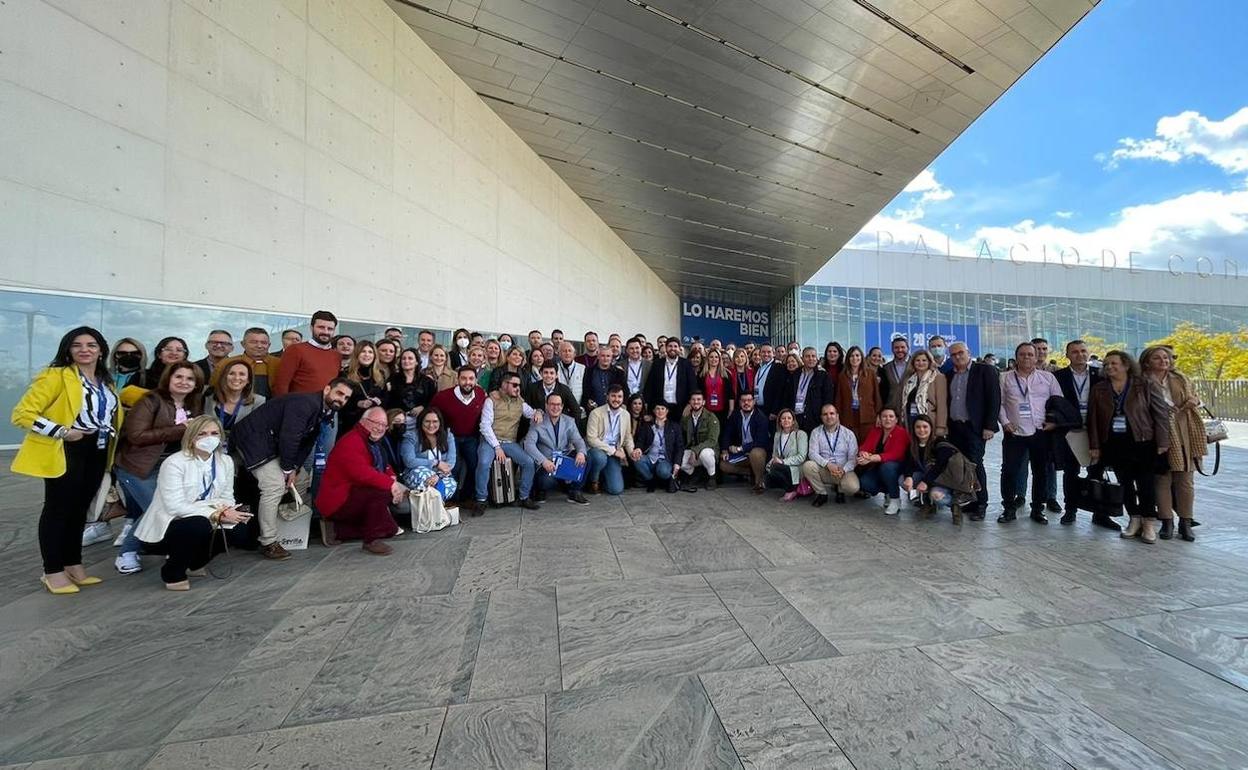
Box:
[681,298,770,345]
[864,321,981,357]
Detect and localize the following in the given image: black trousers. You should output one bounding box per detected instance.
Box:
[143,517,225,583]
[1001,431,1051,507]
[40,440,108,573]
[765,464,797,491]
[1055,433,1102,513]
[947,420,988,507]
[1104,434,1159,520]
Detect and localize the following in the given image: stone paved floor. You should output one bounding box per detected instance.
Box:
[1,440,1247,769]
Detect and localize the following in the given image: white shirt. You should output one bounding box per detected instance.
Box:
[663,357,680,403]
[134,452,236,544]
[625,359,644,394]
[557,359,585,403]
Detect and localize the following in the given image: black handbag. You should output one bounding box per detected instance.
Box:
[1079,472,1124,517]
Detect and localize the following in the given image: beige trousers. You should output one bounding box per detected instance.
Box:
[1155,470,1195,520]
[800,460,861,495]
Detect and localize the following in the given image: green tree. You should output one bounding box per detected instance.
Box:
[1145,322,1248,381]
[1049,333,1125,370]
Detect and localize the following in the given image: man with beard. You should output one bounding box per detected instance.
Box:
[272,311,341,396]
[431,366,489,513]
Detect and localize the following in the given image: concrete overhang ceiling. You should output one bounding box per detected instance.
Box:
[389,0,1097,304]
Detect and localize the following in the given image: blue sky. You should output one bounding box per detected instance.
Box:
[849,0,1248,271]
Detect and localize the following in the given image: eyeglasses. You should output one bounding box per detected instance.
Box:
[208,341,233,347]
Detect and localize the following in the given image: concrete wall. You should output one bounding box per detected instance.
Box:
[0,0,679,338]
[809,248,1246,306]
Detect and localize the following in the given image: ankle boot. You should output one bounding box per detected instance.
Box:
[1140,518,1157,544]
[1178,518,1195,542]
[1121,515,1142,539]
[1158,518,1174,540]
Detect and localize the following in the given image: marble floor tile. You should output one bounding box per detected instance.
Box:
[285,595,489,725]
[451,535,521,595]
[146,707,445,769]
[1004,544,1193,611]
[358,535,471,601]
[457,510,523,537]
[184,553,331,616]
[764,561,999,654]
[920,647,1181,769]
[781,648,1070,769]
[724,518,819,566]
[700,666,852,769]
[1174,599,1248,636]
[0,612,284,763]
[619,493,693,525]
[0,623,112,700]
[0,746,159,770]
[652,519,773,573]
[469,588,561,701]
[166,603,364,741]
[606,525,679,579]
[546,676,741,769]
[518,528,622,587]
[928,622,1248,768]
[770,514,910,563]
[703,569,839,664]
[521,497,631,532]
[273,536,467,608]
[557,574,766,689]
[1105,612,1248,691]
[433,695,545,770]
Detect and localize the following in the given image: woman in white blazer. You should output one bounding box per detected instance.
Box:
[766,408,809,501]
[135,415,251,590]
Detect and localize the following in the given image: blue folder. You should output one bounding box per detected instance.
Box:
[552,452,586,484]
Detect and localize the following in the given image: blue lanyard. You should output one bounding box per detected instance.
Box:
[798,372,812,396]
[741,411,753,444]
[608,410,620,438]
[737,372,748,393]
[552,418,560,446]
[629,361,641,383]
[1013,372,1029,398]
[197,458,217,501]
[1073,373,1088,399]
[823,427,841,457]
[757,362,770,386]
[216,398,243,425]
[1113,381,1130,414]
[779,432,791,456]
[653,424,664,452]
[81,375,109,426]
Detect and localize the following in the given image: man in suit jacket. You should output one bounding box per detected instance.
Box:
[718,392,771,492]
[943,342,1000,518]
[581,347,627,414]
[1053,339,1109,527]
[645,337,695,413]
[523,391,589,506]
[878,337,912,414]
[783,347,834,433]
[620,338,652,398]
[753,343,786,423]
[524,362,582,421]
[585,385,636,496]
[679,392,721,490]
[231,379,354,560]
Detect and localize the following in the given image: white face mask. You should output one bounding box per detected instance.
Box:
[195,436,221,453]
[930,346,946,361]
[456,338,469,349]
[500,341,512,351]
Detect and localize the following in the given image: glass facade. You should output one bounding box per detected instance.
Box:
[0,288,510,446]
[787,285,1248,358]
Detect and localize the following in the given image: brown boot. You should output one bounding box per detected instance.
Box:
[587,482,601,495]
[362,540,393,555]
[260,542,291,560]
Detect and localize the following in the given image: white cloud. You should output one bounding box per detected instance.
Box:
[1106,107,1248,173]
[893,168,953,222]
[1053,210,1074,219]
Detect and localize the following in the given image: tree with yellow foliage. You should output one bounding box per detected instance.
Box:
[1145,322,1248,381]
[1048,334,1126,370]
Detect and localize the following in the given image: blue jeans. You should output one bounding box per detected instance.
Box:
[633,456,673,483]
[1013,455,1057,501]
[474,441,535,500]
[587,448,625,494]
[910,470,952,509]
[453,435,478,501]
[859,461,903,499]
[114,465,158,554]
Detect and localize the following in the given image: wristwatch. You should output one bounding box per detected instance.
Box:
[54,426,69,440]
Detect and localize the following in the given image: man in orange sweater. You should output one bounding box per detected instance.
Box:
[272,311,341,396]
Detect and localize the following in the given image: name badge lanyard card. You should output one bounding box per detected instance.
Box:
[1112,382,1130,434]
[1014,373,1032,419]
[1074,375,1089,418]
[82,375,112,449]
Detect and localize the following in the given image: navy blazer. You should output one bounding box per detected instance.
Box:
[781,368,834,431]
[231,391,326,472]
[634,419,684,464]
[752,360,788,416]
[580,365,627,413]
[1054,366,1100,425]
[645,357,696,412]
[944,362,1001,434]
[719,409,771,453]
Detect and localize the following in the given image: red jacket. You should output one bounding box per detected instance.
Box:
[316,424,395,518]
[859,425,910,465]
[726,367,755,404]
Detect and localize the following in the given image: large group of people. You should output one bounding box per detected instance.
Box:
[13,315,1210,595]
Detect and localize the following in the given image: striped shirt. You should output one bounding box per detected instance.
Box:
[31,372,118,446]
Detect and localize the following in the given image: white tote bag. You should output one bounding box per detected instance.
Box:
[411,487,459,533]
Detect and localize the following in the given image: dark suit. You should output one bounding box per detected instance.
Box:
[580,365,627,413]
[879,358,911,414]
[620,359,652,398]
[752,360,787,418]
[944,362,1001,509]
[1053,366,1103,512]
[524,381,582,421]
[645,357,696,413]
[719,409,770,454]
[782,368,834,433]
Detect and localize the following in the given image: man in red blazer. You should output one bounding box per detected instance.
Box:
[316,406,408,554]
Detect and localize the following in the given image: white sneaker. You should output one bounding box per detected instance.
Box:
[112,520,134,547]
[115,552,142,574]
[82,521,112,547]
[884,499,901,515]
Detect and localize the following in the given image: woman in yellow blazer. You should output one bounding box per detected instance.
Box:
[11,327,122,595]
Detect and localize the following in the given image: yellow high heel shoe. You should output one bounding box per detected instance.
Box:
[67,574,103,587]
[40,576,80,595]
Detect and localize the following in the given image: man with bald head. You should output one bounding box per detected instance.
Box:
[316,406,408,555]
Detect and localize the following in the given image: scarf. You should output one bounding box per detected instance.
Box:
[904,369,936,415]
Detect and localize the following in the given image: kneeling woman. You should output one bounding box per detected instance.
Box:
[902,416,975,523]
[135,416,250,590]
[400,408,458,505]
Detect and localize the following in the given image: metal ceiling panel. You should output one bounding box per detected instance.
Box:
[388,0,1098,303]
